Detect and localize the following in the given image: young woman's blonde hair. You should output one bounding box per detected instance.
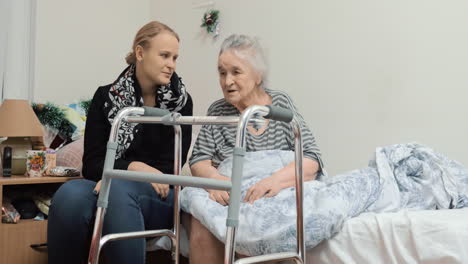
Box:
[125,21,179,65]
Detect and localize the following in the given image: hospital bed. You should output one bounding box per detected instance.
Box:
[148,204,468,264]
[86,105,307,264]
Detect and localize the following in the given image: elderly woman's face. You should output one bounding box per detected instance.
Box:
[218,50,262,107]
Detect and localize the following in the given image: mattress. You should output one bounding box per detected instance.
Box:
[148,209,468,263]
[306,208,468,264]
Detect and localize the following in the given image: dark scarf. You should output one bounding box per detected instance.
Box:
[103,64,188,158]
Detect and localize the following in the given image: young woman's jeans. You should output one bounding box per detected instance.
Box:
[47,178,174,264]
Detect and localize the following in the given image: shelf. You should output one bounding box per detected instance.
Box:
[2,218,47,229]
[0,175,81,185]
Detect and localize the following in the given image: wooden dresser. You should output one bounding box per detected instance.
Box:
[0,175,79,264]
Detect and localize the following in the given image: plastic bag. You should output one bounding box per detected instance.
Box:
[48,166,80,177]
[2,200,21,223]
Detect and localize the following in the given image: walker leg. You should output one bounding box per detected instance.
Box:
[171,185,181,264]
[171,125,182,264]
[224,226,237,264]
[87,207,105,264]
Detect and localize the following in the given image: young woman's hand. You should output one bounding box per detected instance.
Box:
[244,176,282,204]
[152,183,170,198]
[128,161,169,198]
[92,179,169,198]
[93,180,102,194]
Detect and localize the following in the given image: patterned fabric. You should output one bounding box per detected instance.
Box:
[189,89,323,170]
[103,65,188,158]
[180,143,468,256]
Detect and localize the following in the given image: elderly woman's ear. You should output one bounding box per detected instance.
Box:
[255,72,262,87]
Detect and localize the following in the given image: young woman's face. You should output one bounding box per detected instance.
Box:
[218,50,262,107]
[137,32,179,86]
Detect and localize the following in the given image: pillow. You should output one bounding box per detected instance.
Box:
[56,137,84,175]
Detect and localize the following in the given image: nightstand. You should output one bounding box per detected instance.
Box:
[0,175,80,264]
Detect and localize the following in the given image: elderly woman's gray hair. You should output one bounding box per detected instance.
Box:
[219,34,269,87]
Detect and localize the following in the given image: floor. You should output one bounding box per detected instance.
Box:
[146,250,189,264]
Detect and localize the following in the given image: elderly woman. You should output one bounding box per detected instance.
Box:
[183,34,323,263]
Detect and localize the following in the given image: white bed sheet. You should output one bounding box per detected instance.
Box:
[307,208,468,264]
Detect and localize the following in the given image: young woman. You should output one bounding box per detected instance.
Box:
[47,21,193,264]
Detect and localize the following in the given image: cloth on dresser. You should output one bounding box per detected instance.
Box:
[180,143,468,256]
[32,194,52,216]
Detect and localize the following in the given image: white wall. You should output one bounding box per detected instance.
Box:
[1,0,35,101]
[32,1,468,175]
[34,0,151,104]
[151,0,468,175]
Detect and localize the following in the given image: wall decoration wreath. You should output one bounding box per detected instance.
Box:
[201,9,220,37]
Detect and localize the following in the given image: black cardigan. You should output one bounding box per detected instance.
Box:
[82,83,193,182]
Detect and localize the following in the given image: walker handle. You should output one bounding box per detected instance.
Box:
[142,106,170,117]
[264,105,294,123]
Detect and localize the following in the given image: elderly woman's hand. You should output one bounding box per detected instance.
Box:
[206,174,231,206]
[244,175,282,204]
[244,159,320,204]
[208,189,230,206]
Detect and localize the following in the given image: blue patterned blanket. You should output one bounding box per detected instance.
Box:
[180,143,468,256]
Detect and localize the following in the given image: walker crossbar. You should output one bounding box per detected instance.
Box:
[235,252,302,264]
[104,169,232,191]
[125,115,267,126]
[87,105,305,264]
[99,229,174,248]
